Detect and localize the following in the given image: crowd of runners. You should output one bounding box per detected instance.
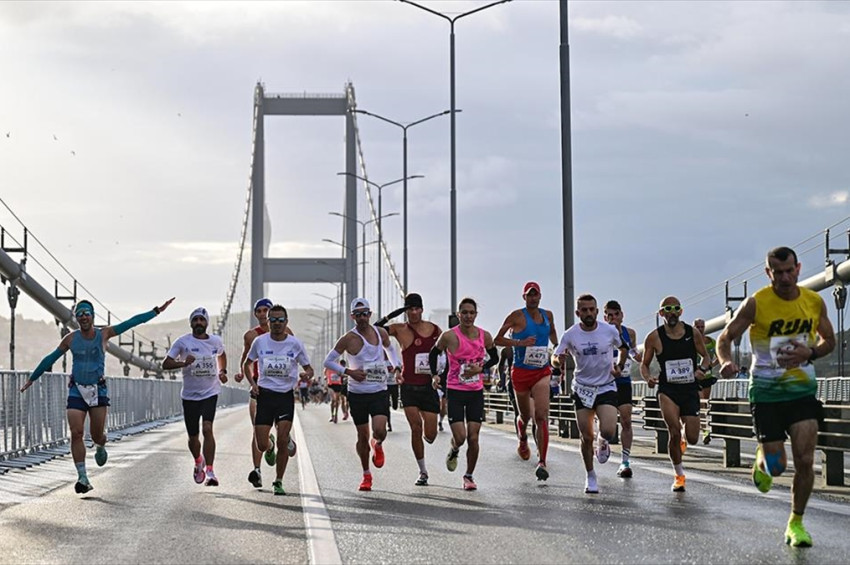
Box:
[21,246,832,548]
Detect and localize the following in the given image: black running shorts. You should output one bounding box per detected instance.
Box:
[255,387,295,426]
[400,384,440,414]
[183,395,218,436]
[348,390,390,426]
[751,395,823,443]
[447,388,485,424]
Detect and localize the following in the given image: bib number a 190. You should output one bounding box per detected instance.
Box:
[665,358,694,384]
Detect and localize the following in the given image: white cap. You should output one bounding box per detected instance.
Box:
[190,307,209,324]
[350,297,371,312]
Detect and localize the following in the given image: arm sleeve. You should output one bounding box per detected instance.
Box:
[30,348,64,382]
[375,306,406,328]
[323,350,345,374]
[483,347,499,370]
[112,309,157,336]
[428,346,442,376]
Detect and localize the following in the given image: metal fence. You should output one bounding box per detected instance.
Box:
[0,371,250,458]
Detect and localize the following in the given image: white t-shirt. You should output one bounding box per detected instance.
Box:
[554,323,623,389]
[247,334,311,394]
[167,334,225,401]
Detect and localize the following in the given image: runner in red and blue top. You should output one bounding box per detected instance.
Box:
[430,297,498,491]
[495,281,559,481]
[377,292,443,486]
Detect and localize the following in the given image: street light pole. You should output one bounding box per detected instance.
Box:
[352,109,453,294]
[337,172,423,319]
[399,0,511,313]
[329,211,398,299]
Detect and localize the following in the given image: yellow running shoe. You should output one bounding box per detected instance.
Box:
[680,439,687,455]
[752,446,773,493]
[671,474,686,492]
[785,519,813,547]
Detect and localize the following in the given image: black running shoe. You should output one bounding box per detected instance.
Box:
[415,473,429,486]
[74,480,94,494]
[248,469,262,488]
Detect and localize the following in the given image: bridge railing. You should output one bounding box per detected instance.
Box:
[0,371,249,459]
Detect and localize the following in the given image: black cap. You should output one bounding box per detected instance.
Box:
[404,293,423,309]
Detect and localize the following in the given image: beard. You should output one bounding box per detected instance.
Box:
[192,324,206,336]
[664,315,679,327]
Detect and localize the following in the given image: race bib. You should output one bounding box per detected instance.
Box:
[524,346,549,368]
[769,334,808,372]
[414,353,431,375]
[458,363,481,385]
[665,358,695,384]
[76,383,99,407]
[364,362,388,383]
[573,382,597,408]
[191,355,216,378]
[262,355,293,379]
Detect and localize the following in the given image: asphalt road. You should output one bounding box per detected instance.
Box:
[1,402,849,564]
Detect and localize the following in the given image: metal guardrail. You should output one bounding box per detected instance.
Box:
[1,371,249,459]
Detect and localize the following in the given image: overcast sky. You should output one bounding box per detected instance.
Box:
[2,0,850,345]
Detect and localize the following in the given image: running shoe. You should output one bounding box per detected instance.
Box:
[193,458,206,484]
[595,437,610,464]
[415,472,429,486]
[248,468,262,488]
[265,433,277,466]
[463,474,477,491]
[671,474,686,492]
[584,475,599,494]
[205,470,219,487]
[680,439,688,455]
[333,415,338,424]
[517,439,531,461]
[446,446,459,472]
[785,519,813,547]
[702,429,712,445]
[535,462,549,481]
[387,422,393,433]
[617,461,633,478]
[438,421,444,432]
[74,479,94,494]
[371,438,385,468]
[359,474,373,491]
[272,480,286,496]
[752,446,773,493]
[95,445,108,467]
[329,416,334,422]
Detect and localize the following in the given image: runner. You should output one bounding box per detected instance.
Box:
[717,246,835,547]
[377,292,443,486]
[338,360,350,421]
[554,294,627,494]
[326,364,344,423]
[495,281,558,481]
[243,304,313,496]
[430,297,498,490]
[693,318,719,444]
[640,296,711,492]
[298,374,310,409]
[162,307,228,486]
[323,298,402,491]
[21,297,174,494]
[603,300,642,479]
[234,298,296,489]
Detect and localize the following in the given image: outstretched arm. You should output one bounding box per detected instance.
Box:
[104,297,175,339]
[21,334,72,392]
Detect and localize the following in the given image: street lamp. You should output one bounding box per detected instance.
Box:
[399,0,512,313]
[336,172,423,318]
[329,211,399,294]
[352,108,455,294]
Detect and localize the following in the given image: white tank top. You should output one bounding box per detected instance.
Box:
[347,325,389,395]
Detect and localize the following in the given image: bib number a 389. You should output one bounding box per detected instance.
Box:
[665,358,694,384]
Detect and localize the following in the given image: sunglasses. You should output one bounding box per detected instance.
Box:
[75,311,92,319]
[660,305,682,313]
[352,311,372,318]
[268,316,287,323]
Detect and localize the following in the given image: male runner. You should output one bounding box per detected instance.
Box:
[640,297,711,492]
[377,292,443,486]
[243,304,313,496]
[603,300,642,478]
[22,297,174,494]
[717,246,835,547]
[323,298,402,491]
[555,294,627,494]
[235,298,296,489]
[495,281,558,481]
[326,365,344,423]
[693,318,719,444]
[162,307,228,486]
[430,297,498,490]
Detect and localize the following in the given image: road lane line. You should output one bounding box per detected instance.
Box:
[294,417,343,565]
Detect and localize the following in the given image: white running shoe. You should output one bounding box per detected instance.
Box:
[595,436,610,464]
[585,474,599,494]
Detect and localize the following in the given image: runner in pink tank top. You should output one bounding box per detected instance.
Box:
[429,297,498,491]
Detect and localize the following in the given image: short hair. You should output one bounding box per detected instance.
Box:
[766,246,798,265]
[269,304,288,317]
[458,297,478,311]
[577,293,596,305]
[604,300,621,311]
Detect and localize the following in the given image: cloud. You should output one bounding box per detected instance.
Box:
[572,16,643,39]
[808,191,850,209]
